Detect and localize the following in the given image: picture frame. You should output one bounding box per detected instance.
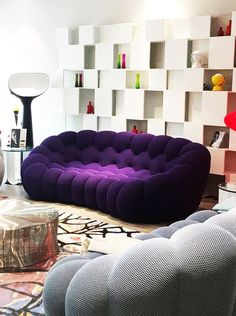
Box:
[209,131,225,148]
[10,128,27,149]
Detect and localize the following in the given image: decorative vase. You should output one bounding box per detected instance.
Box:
[117,54,121,68]
[135,73,140,89]
[217,27,224,36]
[131,125,138,134]
[122,53,126,68]
[78,74,83,87]
[86,101,94,114]
[226,20,232,35]
[75,73,79,87]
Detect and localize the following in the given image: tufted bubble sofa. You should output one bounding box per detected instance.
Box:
[21,130,210,223]
[43,209,236,316]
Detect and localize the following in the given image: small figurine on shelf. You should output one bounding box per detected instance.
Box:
[122,53,126,69]
[13,106,19,126]
[135,73,140,89]
[212,73,225,91]
[191,51,205,68]
[117,54,121,69]
[131,125,139,134]
[217,27,224,36]
[203,83,212,91]
[86,101,94,114]
[226,20,232,35]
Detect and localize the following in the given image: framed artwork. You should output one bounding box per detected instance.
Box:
[10,129,27,148]
[209,131,225,148]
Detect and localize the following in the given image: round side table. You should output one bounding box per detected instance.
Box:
[218,182,236,203]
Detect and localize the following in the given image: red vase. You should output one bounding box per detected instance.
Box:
[217,27,224,36]
[87,101,94,114]
[226,20,232,36]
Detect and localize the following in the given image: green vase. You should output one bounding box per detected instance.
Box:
[135,73,140,89]
[117,54,121,69]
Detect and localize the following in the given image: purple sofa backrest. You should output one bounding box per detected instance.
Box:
[30,130,208,176]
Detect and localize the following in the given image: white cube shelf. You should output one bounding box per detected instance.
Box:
[189,16,211,39]
[165,19,189,39]
[95,43,114,70]
[98,117,112,131]
[183,122,204,143]
[99,23,133,43]
[167,70,184,90]
[79,25,98,44]
[99,70,126,89]
[66,115,83,132]
[83,70,98,88]
[147,119,165,135]
[144,91,163,119]
[207,148,226,175]
[59,45,84,70]
[83,114,98,130]
[186,92,202,123]
[163,91,186,122]
[145,19,165,42]
[184,68,204,91]
[149,69,167,91]
[166,122,184,137]
[165,39,189,69]
[110,116,127,132]
[63,88,80,115]
[56,28,79,46]
[95,88,114,117]
[124,89,145,119]
[208,37,235,69]
[130,42,150,70]
[202,91,228,126]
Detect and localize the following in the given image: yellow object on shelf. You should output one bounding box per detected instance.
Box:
[212,73,225,91]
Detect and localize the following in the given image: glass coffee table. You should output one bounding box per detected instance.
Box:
[0,199,59,271]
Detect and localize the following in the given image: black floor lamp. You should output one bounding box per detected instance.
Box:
[8,73,50,149]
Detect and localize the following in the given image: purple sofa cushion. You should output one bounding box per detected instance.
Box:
[21,130,211,223]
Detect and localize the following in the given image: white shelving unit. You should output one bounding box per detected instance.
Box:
[57,12,236,180]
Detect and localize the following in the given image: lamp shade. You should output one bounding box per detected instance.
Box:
[224,111,236,131]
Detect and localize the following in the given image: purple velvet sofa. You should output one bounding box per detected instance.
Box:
[21,130,210,223]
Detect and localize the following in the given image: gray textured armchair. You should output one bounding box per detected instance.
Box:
[43,209,236,316]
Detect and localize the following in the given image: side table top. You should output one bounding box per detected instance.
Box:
[218,182,236,193]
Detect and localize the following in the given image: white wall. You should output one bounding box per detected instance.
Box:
[0,0,236,145]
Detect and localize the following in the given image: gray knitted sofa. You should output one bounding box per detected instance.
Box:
[43,209,236,316]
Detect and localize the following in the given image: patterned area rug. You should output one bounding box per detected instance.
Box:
[0,211,139,315]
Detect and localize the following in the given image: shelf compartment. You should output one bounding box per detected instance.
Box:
[166,122,184,137]
[56,28,79,46]
[225,150,236,177]
[126,71,148,89]
[113,90,125,117]
[63,88,94,115]
[150,42,165,69]
[127,120,147,134]
[114,44,130,69]
[78,89,95,114]
[208,36,236,69]
[183,122,204,143]
[204,69,233,91]
[147,119,165,135]
[63,70,83,88]
[144,91,163,119]
[189,39,209,68]
[163,91,186,123]
[185,92,202,123]
[211,14,232,37]
[149,69,167,91]
[204,125,229,148]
